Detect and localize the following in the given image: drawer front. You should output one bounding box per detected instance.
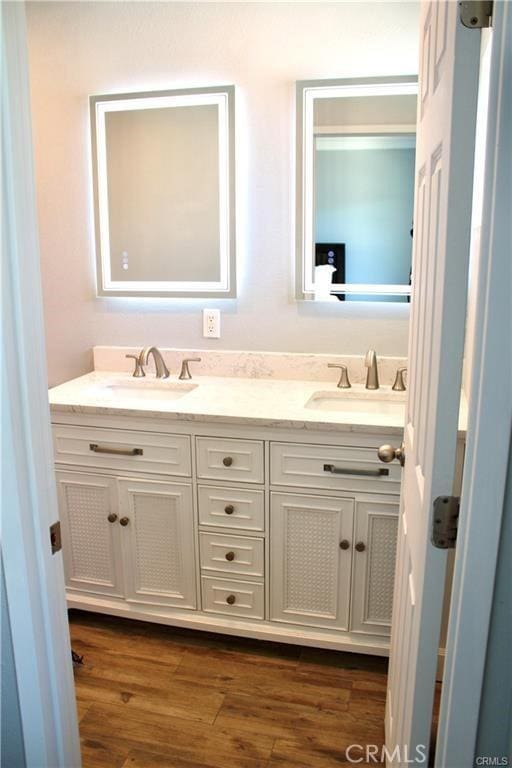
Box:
[198,485,265,531]
[270,442,401,494]
[201,576,264,620]
[196,438,264,484]
[199,532,264,577]
[53,425,191,476]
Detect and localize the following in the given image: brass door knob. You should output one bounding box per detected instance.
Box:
[119,517,130,527]
[377,442,405,467]
[223,456,233,467]
[224,504,235,515]
[226,594,236,605]
[107,513,118,523]
[339,539,350,550]
[225,551,235,562]
[355,541,366,552]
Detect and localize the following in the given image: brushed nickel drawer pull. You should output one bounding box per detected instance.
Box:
[222,456,233,467]
[225,551,235,562]
[107,513,118,523]
[323,463,389,478]
[90,443,143,457]
[226,594,236,605]
[224,504,235,515]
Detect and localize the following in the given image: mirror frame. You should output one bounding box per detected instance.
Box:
[296,75,418,301]
[90,85,236,298]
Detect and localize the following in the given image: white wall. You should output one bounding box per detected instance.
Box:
[26,1,419,386]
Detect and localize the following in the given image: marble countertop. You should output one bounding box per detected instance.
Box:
[49,371,415,435]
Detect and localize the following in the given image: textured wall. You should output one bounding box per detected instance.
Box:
[26,1,419,386]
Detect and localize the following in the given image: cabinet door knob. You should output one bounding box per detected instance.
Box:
[225,551,235,562]
[339,539,350,550]
[226,594,236,605]
[222,456,233,467]
[107,513,118,523]
[355,541,366,552]
[119,517,130,527]
[224,504,235,515]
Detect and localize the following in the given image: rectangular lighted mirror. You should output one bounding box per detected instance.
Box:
[296,76,418,302]
[91,86,236,298]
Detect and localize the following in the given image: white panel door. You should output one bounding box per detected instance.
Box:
[385,1,480,762]
[270,492,354,630]
[118,478,197,609]
[350,499,399,636]
[56,470,124,596]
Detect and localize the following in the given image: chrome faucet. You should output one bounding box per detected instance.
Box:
[138,346,170,379]
[364,349,379,390]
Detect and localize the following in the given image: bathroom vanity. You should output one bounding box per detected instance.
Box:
[47,349,429,656]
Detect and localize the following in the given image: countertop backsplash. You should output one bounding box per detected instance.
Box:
[93,346,407,387]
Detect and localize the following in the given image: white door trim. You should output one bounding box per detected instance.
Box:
[1,3,81,766]
[435,2,512,764]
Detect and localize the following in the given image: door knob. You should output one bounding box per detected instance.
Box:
[224,505,234,515]
[119,517,130,526]
[377,442,405,467]
[226,594,236,605]
[107,513,118,523]
[225,551,235,561]
[355,542,366,553]
[223,456,233,467]
[339,539,350,550]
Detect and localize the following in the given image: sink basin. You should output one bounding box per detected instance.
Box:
[90,378,198,401]
[305,390,405,418]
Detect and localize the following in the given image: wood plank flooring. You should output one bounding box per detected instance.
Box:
[69,610,388,768]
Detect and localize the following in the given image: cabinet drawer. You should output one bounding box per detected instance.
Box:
[199,532,264,577]
[270,442,401,494]
[196,438,264,484]
[198,485,264,531]
[53,425,191,476]
[201,576,264,620]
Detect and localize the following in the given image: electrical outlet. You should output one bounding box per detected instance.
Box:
[203,309,221,338]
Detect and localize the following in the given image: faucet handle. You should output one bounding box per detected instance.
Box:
[125,354,145,378]
[179,357,202,380]
[392,367,407,391]
[328,363,351,389]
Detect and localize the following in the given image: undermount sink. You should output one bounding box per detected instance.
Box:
[305,390,405,417]
[91,378,198,401]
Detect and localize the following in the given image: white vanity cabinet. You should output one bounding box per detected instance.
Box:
[270,492,354,630]
[117,478,197,609]
[53,416,402,655]
[56,471,124,597]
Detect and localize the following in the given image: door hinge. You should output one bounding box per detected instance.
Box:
[459,1,493,28]
[49,521,62,554]
[432,496,460,549]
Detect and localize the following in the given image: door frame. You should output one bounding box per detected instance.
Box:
[1,1,509,765]
[435,1,511,763]
[2,3,81,766]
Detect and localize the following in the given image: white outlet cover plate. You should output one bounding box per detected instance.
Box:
[203,308,220,338]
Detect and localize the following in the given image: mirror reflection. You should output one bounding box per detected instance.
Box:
[297,78,418,302]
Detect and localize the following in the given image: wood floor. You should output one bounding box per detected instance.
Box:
[69,610,389,768]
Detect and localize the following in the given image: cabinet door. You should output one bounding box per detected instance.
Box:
[350,499,399,636]
[56,471,123,596]
[270,492,354,630]
[118,479,197,609]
